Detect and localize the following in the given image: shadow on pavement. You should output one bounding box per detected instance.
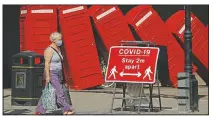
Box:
[113,106,172,113]
[49,110,63,115]
[3,109,31,115]
[3,109,64,115]
[161,94,207,100]
[3,95,10,98]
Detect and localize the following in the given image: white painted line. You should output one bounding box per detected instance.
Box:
[136,11,152,27]
[62,6,84,14]
[21,10,27,14]
[178,17,194,34]
[96,7,116,20]
[31,9,53,13]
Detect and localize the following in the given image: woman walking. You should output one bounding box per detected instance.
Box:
[35,32,74,115]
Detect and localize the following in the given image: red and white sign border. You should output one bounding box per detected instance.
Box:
[105,46,160,84]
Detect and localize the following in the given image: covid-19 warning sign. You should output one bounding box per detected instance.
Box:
[105,46,160,83]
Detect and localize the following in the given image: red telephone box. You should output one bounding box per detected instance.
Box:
[88,5,135,52]
[165,10,208,69]
[24,5,58,55]
[59,5,104,90]
[20,5,30,52]
[125,5,197,87]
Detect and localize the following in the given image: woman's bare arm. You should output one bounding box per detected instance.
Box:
[44,48,53,82]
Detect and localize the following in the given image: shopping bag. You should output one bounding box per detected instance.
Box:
[42,82,57,110]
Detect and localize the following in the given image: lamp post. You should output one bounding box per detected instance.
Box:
[184,5,199,112]
[184,5,192,76]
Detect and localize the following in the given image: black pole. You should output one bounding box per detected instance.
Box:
[184,5,199,112]
[184,5,192,74]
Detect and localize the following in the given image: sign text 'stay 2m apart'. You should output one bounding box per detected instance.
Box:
[105,46,160,84]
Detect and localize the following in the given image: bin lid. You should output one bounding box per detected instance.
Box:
[12,51,43,58]
[12,51,44,67]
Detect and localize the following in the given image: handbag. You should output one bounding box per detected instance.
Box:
[42,82,57,110]
[49,46,72,106]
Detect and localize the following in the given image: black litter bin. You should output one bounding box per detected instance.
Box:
[11,51,44,106]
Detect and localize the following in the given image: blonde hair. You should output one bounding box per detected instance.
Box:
[50,32,62,42]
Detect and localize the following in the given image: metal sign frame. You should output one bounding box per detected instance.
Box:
[110,41,162,114]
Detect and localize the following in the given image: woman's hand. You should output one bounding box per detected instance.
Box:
[46,76,50,83]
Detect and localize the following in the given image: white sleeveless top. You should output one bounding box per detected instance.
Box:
[45,47,63,71]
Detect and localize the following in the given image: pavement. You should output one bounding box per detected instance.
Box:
[3,86,208,115]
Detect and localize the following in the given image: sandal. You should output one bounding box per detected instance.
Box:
[63,110,75,115]
[35,112,45,115]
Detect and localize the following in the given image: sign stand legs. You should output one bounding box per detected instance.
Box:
[148,70,162,111]
[110,82,147,114]
[121,83,127,111]
[149,84,153,111]
[109,72,162,113]
[137,83,144,114]
[158,83,162,110]
[110,83,117,113]
[157,71,162,110]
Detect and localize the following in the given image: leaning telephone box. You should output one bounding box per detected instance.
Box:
[125,5,197,87]
[24,5,57,55]
[88,5,135,52]
[165,10,208,70]
[59,5,104,90]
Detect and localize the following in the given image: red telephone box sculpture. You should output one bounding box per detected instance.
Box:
[165,10,208,70]
[59,5,104,90]
[125,6,197,87]
[24,5,58,55]
[88,5,135,52]
[19,5,30,52]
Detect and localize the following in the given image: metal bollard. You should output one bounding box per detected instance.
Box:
[177,72,190,113]
[189,75,199,112]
